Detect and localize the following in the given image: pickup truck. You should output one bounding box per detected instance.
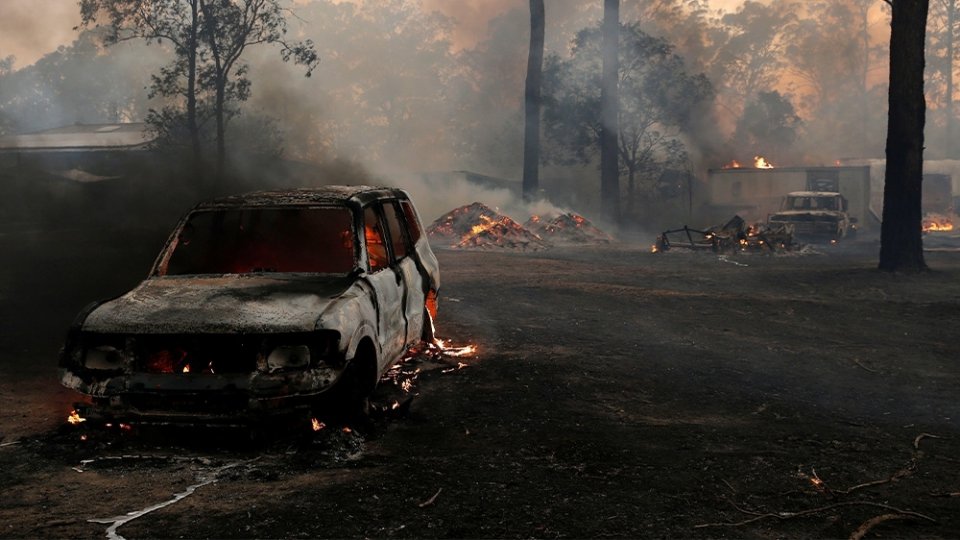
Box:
[767,191,857,241]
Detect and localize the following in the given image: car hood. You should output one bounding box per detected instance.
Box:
[83,274,358,334]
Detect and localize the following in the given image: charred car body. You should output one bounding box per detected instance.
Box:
[767,191,857,241]
[60,186,440,425]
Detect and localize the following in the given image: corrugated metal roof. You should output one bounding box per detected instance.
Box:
[0,123,155,152]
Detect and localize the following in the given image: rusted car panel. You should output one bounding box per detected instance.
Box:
[59,186,440,424]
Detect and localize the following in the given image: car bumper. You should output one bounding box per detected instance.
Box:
[61,366,343,425]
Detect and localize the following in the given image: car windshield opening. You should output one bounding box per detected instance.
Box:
[161,207,356,275]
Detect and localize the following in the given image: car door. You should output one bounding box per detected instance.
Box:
[382,200,426,346]
[362,204,406,370]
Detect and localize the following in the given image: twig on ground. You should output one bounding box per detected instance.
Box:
[914,433,942,450]
[851,358,878,373]
[694,501,936,529]
[721,479,737,494]
[418,488,443,508]
[848,513,912,540]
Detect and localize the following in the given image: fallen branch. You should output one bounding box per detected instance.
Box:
[849,513,912,540]
[914,433,942,450]
[694,501,936,529]
[418,488,443,508]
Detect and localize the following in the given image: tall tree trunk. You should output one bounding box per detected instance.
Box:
[214,77,226,186]
[860,1,871,151]
[600,0,621,223]
[947,0,956,157]
[187,0,202,181]
[522,0,545,202]
[879,0,929,272]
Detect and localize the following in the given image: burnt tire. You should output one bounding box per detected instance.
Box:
[319,348,376,422]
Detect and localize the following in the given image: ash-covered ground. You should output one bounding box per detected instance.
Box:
[1,226,959,538]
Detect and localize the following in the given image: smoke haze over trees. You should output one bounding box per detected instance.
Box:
[0,0,954,225]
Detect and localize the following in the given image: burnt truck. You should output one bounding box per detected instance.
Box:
[767,191,857,241]
[59,186,440,426]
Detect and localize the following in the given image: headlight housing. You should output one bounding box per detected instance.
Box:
[83,345,126,370]
[265,345,311,371]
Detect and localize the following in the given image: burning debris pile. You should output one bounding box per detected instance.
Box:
[427,202,550,251]
[525,213,613,245]
[427,203,614,251]
[922,213,955,233]
[654,215,799,254]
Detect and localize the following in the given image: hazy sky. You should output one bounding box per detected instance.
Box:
[0,0,746,69]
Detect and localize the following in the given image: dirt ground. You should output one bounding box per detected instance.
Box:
[1,225,959,539]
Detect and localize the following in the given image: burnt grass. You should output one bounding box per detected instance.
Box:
[1,226,960,539]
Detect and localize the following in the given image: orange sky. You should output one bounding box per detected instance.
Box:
[0,0,747,69]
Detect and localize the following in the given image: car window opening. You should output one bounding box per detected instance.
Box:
[364,206,390,271]
[162,207,356,275]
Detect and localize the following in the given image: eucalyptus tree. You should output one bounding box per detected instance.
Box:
[79,0,317,184]
[879,0,929,272]
[544,23,712,216]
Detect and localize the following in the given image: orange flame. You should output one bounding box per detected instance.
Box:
[922,214,954,232]
[67,410,86,425]
[754,155,774,169]
[722,159,742,169]
[311,418,325,432]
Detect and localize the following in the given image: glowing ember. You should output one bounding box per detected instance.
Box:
[922,213,955,232]
[342,426,353,434]
[67,410,86,425]
[182,364,191,373]
[80,434,88,441]
[311,418,325,432]
[754,155,774,168]
[444,345,476,357]
[118,423,132,432]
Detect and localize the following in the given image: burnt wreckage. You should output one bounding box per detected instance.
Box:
[59,186,440,425]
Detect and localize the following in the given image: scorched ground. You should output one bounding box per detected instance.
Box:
[1,227,959,538]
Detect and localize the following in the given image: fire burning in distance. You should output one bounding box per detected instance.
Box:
[721,155,775,169]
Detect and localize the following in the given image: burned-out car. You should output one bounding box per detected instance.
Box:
[767,191,857,241]
[60,186,440,425]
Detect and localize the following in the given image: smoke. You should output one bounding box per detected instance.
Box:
[0,1,81,68]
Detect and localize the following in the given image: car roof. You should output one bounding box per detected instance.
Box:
[194,186,410,209]
[786,191,842,197]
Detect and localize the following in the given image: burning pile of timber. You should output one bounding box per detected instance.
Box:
[525,213,613,245]
[653,215,799,254]
[427,202,550,251]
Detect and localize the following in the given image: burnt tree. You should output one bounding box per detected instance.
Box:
[522,0,545,202]
[600,0,621,222]
[879,0,929,272]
